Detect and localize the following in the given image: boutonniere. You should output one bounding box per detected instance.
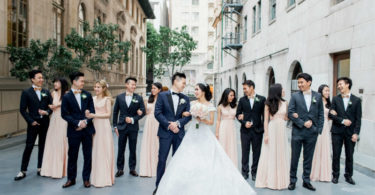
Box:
[254,97,260,102]
[132,98,139,103]
[180,99,186,105]
[348,101,352,106]
[312,96,317,104]
[81,94,87,99]
[41,92,47,97]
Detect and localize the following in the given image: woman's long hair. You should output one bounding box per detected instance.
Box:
[53,77,69,101]
[218,88,237,108]
[197,83,212,101]
[318,84,331,109]
[265,83,285,116]
[95,80,113,105]
[148,82,162,103]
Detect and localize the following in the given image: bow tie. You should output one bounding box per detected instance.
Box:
[73,90,82,94]
[303,91,311,95]
[342,94,350,98]
[34,87,42,91]
[172,92,181,96]
[248,95,255,99]
[126,94,133,97]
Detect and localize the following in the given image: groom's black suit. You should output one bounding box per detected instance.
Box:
[329,94,362,179]
[236,94,266,178]
[288,90,324,184]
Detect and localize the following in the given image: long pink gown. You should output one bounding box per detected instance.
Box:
[217,105,238,167]
[139,102,159,177]
[310,105,332,182]
[41,91,68,178]
[91,97,115,187]
[255,101,289,190]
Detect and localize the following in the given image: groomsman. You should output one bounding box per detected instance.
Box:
[113,77,145,177]
[15,70,52,181]
[236,80,266,181]
[61,72,95,188]
[288,73,324,191]
[329,77,362,185]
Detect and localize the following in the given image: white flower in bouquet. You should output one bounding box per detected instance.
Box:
[190,102,210,129]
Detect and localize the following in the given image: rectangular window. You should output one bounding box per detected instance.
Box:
[252,6,256,33]
[257,1,262,30]
[333,52,350,95]
[288,0,296,7]
[192,0,199,5]
[270,0,276,21]
[7,0,28,47]
[244,16,248,40]
[191,26,199,38]
[192,12,199,21]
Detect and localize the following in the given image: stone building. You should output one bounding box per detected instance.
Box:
[213,0,375,170]
[0,0,154,137]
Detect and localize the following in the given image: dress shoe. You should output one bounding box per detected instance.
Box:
[332,177,338,184]
[130,170,139,177]
[303,182,316,191]
[288,183,296,190]
[37,169,41,176]
[83,180,91,188]
[252,175,256,181]
[345,177,356,185]
[14,172,26,181]
[153,188,158,195]
[115,170,124,177]
[242,174,249,180]
[62,180,76,188]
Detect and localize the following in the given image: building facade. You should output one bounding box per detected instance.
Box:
[149,0,168,31]
[213,0,375,170]
[0,0,154,137]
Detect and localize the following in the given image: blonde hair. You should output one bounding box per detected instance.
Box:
[95,80,113,104]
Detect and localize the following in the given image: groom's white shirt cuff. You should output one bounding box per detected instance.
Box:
[131,118,134,124]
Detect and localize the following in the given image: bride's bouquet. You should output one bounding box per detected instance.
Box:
[190,102,210,129]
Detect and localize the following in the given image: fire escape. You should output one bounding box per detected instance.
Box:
[222,0,243,58]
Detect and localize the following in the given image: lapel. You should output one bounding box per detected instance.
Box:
[338,94,346,112]
[299,91,309,112]
[80,91,87,110]
[175,96,183,116]
[125,92,134,109]
[69,90,81,111]
[167,91,176,115]
[29,87,41,103]
[340,94,353,113]
[346,95,354,112]
[244,96,252,111]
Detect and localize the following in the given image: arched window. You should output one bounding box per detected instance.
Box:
[242,72,247,83]
[268,68,275,88]
[229,76,232,88]
[235,75,239,94]
[53,0,64,45]
[78,3,85,37]
[7,0,28,47]
[291,61,303,93]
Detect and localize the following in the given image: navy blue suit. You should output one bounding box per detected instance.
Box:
[154,91,192,187]
[61,90,95,181]
[288,91,324,184]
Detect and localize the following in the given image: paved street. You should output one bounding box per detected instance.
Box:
[1,122,374,195]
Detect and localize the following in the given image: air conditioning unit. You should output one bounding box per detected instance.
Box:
[291,80,299,91]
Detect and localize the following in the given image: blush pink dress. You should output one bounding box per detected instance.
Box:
[139,102,159,177]
[41,91,68,178]
[310,105,332,182]
[217,105,238,168]
[255,101,289,190]
[91,97,115,187]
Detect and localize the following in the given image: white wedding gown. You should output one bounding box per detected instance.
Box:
[156,103,256,195]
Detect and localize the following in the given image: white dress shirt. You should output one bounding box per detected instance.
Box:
[303,90,312,112]
[343,93,351,111]
[32,85,41,101]
[125,92,135,124]
[171,89,180,114]
[71,88,82,110]
[248,94,256,109]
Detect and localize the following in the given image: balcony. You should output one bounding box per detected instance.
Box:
[222,32,242,50]
[223,0,243,13]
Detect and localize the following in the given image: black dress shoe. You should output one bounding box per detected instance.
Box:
[303,182,316,191]
[83,180,91,188]
[130,170,139,177]
[345,177,356,185]
[332,177,338,184]
[115,170,124,177]
[242,174,249,180]
[62,180,76,188]
[14,172,26,181]
[37,170,41,176]
[252,175,256,181]
[288,183,296,190]
[153,188,158,195]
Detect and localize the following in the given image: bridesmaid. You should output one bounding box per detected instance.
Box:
[86,80,115,187]
[310,84,332,182]
[41,78,69,178]
[139,82,162,177]
[215,88,238,167]
[255,83,289,190]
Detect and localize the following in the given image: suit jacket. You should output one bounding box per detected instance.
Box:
[236,94,266,133]
[61,90,95,137]
[154,91,192,139]
[20,87,52,124]
[329,94,362,136]
[112,92,145,132]
[288,91,324,134]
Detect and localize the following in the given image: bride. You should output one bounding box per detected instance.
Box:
[156,83,256,195]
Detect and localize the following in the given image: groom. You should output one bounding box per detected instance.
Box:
[153,72,192,195]
[61,72,95,188]
[288,73,324,191]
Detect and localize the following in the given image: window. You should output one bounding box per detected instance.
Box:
[7,0,28,47]
[333,0,345,5]
[333,52,350,95]
[288,0,296,7]
[53,1,64,45]
[192,0,199,5]
[192,12,199,21]
[270,0,276,21]
[252,6,256,33]
[78,3,85,37]
[191,26,199,38]
[257,1,262,30]
[131,41,135,73]
[229,76,232,88]
[243,16,248,41]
